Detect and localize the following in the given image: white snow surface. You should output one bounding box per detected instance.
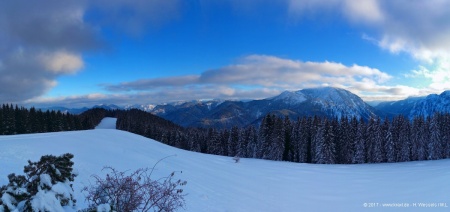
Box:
[94,117,117,129]
[1,120,450,211]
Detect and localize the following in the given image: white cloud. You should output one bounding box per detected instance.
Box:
[29,53,427,106]
[39,51,84,74]
[408,60,450,92]
[288,0,383,24]
[100,55,417,103]
[342,0,384,24]
[199,55,391,88]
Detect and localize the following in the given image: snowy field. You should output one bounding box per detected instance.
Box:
[1,118,450,211]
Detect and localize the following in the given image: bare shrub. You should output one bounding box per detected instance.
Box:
[82,164,187,212]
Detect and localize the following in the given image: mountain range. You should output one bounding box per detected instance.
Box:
[41,87,450,128]
[375,90,450,119]
[144,87,380,128]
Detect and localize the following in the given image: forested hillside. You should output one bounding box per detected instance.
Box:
[4,104,450,165]
[0,105,111,135]
[117,109,450,165]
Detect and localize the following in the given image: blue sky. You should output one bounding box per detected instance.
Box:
[1,0,449,107]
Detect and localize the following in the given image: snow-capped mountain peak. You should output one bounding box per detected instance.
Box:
[295,87,376,119]
[270,90,307,104]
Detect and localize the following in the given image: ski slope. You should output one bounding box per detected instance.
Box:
[94,117,117,129]
[1,118,450,211]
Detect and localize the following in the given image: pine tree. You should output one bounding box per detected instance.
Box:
[3,104,16,134]
[398,116,411,162]
[282,116,293,161]
[365,117,375,163]
[364,117,383,163]
[314,119,336,164]
[290,118,301,162]
[309,116,321,163]
[0,153,77,211]
[427,114,442,160]
[187,131,201,152]
[221,129,230,156]
[257,114,273,159]
[0,107,3,135]
[207,128,222,155]
[346,117,358,163]
[312,120,325,164]
[438,113,450,158]
[336,116,350,164]
[227,126,240,157]
[302,117,312,163]
[382,118,395,163]
[244,126,258,158]
[411,116,427,161]
[266,116,284,161]
[236,127,248,158]
[352,119,366,164]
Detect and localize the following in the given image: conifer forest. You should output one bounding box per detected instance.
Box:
[2,105,450,165]
[116,109,450,164]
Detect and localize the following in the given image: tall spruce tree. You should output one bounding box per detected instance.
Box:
[282,116,293,161]
[382,118,395,163]
[227,126,240,157]
[428,114,442,160]
[366,118,383,163]
[314,119,336,164]
[352,118,366,164]
[244,126,258,158]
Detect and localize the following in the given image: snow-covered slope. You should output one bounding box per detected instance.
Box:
[94,117,117,129]
[269,90,307,104]
[290,87,378,119]
[375,96,426,118]
[1,120,450,211]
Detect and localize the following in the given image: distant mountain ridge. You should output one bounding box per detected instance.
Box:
[40,87,450,129]
[145,87,380,128]
[375,90,450,119]
[39,104,122,115]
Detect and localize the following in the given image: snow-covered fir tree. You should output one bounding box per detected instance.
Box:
[352,119,366,164]
[428,115,442,160]
[282,116,293,161]
[0,153,77,211]
[398,116,411,162]
[244,126,258,158]
[314,119,337,164]
[227,126,240,157]
[382,118,395,163]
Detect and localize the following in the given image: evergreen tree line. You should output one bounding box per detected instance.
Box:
[117,109,450,164]
[0,104,110,135]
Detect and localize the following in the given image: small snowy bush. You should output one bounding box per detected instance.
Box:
[82,166,187,212]
[0,153,77,211]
